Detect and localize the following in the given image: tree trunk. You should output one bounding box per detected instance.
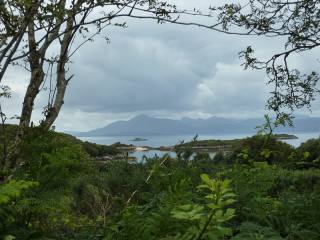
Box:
[41,8,76,130]
[41,73,69,130]
[4,19,44,171]
[5,0,78,170]
[4,66,44,170]
[20,68,44,128]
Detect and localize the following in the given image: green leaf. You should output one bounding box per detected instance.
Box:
[200,174,211,185]
[3,235,15,240]
[303,151,310,159]
[171,204,204,220]
[0,180,38,205]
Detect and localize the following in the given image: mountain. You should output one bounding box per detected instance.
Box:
[77,115,190,136]
[74,115,320,137]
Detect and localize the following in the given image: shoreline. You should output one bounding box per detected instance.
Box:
[114,133,299,153]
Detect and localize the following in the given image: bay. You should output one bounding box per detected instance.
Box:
[79,133,252,148]
[79,132,320,159]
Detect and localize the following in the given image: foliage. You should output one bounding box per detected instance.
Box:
[232,222,283,240]
[1,128,96,238]
[224,162,320,239]
[104,173,236,240]
[218,0,320,116]
[0,180,37,205]
[82,141,120,157]
[213,152,225,163]
[1,0,320,238]
[0,125,118,161]
[229,135,294,164]
[0,0,230,172]
[1,127,320,239]
[170,174,236,240]
[0,180,38,239]
[296,137,320,163]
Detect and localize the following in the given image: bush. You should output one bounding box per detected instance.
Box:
[2,127,320,239]
[82,141,120,157]
[296,137,320,163]
[228,135,294,164]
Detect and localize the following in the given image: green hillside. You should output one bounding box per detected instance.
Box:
[1,126,320,239]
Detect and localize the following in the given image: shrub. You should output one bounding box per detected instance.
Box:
[296,137,320,163]
[229,135,294,164]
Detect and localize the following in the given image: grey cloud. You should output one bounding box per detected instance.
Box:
[193,62,269,114]
[3,1,320,131]
[56,17,320,131]
[65,25,208,112]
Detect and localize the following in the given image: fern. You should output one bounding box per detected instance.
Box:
[170,174,236,240]
[0,180,38,205]
[232,222,283,240]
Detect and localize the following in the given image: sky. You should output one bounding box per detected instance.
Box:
[2,0,320,132]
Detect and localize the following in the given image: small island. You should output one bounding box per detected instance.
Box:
[129,137,148,141]
[112,133,299,154]
[274,133,298,140]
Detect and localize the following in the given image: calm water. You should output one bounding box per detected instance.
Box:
[80,133,252,148]
[80,132,320,159]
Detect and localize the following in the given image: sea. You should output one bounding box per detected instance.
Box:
[79,132,320,160]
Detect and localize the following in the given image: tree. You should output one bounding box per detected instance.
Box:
[3,0,319,171]
[217,0,320,118]
[0,0,229,171]
[0,1,40,82]
[0,85,11,167]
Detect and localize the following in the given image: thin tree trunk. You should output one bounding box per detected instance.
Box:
[4,66,44,170]
[41,73,69,130]
[41,7,76,130]
[5,0,80,169]
[4,19,45,170]
[20,69,45,128]
[0,104,7,169]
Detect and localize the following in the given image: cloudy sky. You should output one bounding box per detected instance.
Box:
[2,1,320,131]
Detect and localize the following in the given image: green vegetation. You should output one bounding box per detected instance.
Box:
[0,125,119,160]
[296,138,320,163]
[81,141,120,158]
[130,138,148,142]
[175,134,296,156]
[1,0,319,238]
[273,134,298,140]
[228,135,294,165]
[177,138,243,150]
[1,127,320,239]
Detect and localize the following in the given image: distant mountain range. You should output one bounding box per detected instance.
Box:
[73,115,320,137]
